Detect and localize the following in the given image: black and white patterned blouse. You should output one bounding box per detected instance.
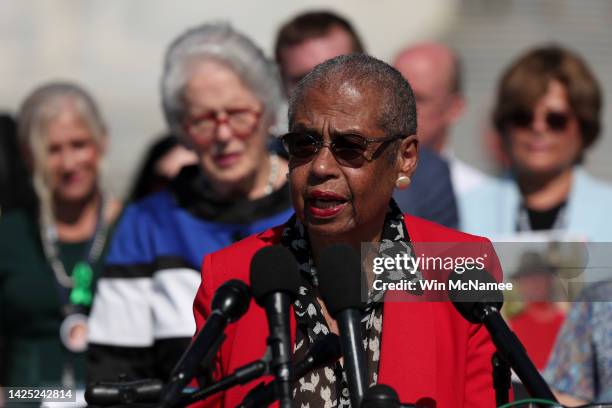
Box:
[281,199,420,407]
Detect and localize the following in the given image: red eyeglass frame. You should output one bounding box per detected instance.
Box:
[183,108,262,143]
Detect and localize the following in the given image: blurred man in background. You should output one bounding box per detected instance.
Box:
[275,12,459,227]
[275,11,364,96]
[394,42,490,196]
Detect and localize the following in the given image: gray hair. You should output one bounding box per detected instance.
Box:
[18,82,107,148]
[17,81,108,224]
[161,23,283,142]
[288,54,417,137]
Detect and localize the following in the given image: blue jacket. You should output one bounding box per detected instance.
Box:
[87,165,294,382]
[459,167,612,242]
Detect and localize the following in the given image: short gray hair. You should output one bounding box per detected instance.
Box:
[288,54,417,137]
[161,23,283,141]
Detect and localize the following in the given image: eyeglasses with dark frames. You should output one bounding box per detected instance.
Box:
[280,131,409,167]
[508,109,573,133]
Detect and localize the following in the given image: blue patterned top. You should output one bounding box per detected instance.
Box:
[544,281,612,402]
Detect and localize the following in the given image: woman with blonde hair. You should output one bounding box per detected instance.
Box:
[0,82,121,390]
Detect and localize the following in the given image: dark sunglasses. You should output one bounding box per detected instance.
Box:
[509,110,572,133]
[280,131,406,167]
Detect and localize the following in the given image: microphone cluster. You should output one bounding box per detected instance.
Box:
[153,243,398,408]
[86,243,562,408]
[154,244,360,408]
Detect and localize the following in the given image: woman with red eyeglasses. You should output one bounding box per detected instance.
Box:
[460,45,612,241]
[86,23,293,385]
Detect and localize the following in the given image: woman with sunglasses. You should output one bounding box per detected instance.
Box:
[460,45,612,240]
[86,24,293,384]
[459,45,612,405]
[191,54,504,408]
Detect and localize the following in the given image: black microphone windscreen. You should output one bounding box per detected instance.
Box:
[447,267,504,324]
[250,245,301,305]
[362,384,400,408]
[317,244,365,317]
[302,333,341,372]
[211,279,251,322]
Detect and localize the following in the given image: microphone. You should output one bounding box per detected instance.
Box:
[159,279,251,408]
[362,384,429,408]
[238,333,342,408]
[362,384,401,408]
[295,333,342,378]
[185,358,269,405]
[318,244,368,408]
[250,245,302,408]
[85,378,164,406]
[447,268,558,403]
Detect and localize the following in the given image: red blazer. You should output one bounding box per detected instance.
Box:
[192,215,504,408]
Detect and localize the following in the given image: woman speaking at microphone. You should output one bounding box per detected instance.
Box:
[193,54,504,407]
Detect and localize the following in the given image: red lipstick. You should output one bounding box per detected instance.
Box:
[307,190,348,218]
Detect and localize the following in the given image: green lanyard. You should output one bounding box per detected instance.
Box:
[40,196,109,308]
[70,261,94,307]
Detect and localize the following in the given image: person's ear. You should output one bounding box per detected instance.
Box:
[483,125,511,172]
[98,133,109,155]
[447,94,465,125]
[396,135,418,183]
[266,116,281,137]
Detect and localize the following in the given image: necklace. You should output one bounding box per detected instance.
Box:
[263,153,279,195]
[40,195,110,292]
[40,195,111,359]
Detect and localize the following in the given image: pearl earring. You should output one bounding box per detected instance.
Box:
[395,175,411,189]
